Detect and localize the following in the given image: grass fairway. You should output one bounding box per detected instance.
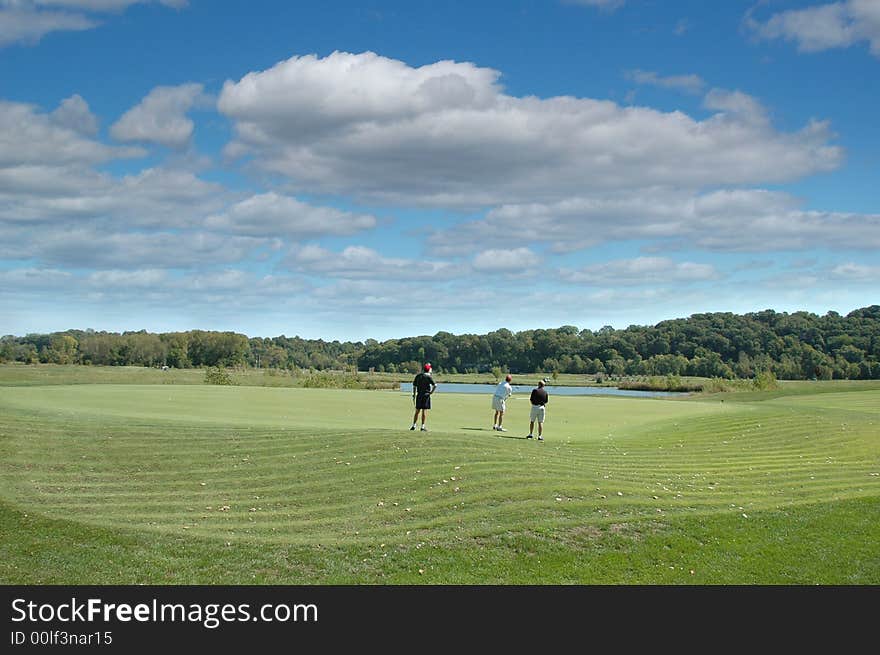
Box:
[1,371,878,584]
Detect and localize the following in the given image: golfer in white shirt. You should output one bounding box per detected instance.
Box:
[492,374,513,431]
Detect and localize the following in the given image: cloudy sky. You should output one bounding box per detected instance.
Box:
[1,0,878,341]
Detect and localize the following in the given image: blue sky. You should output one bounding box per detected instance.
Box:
[1,0,878,342]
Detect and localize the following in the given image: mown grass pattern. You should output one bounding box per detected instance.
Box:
[1,378,878,583]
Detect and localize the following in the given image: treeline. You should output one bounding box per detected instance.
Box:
[2,305,879,380]
[0,330,361,371]
[359,306,880,380]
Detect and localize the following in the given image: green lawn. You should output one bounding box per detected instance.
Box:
[1,367,878,584]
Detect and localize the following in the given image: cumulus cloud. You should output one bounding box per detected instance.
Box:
[86,267,169,288]
[0,99,141,167]
[285,244,456,280]
[84,268,305,298]
[49,94,99,135]
[703,88,769,125]
[0,266,73,289]
[472,248,541,272]
[0,1,186,47]
[0,3,93,46]
[0,164,229,229]
[307,279,420,310]
[217,51,842,207]
[427,188,880,255]
[12,227,268,268]
[625,69,705,95]
[305,278,501,316]
[0,99,224,246]
[0,94,389,278]
[559,257,720,285]
[37,1,187,9]
[1,266,308,321]
[563,0,625,11]
[747,0,880,56]
[218,51,500,137]
[205,192,377,239]
[110,83,207,148]
[828,262,880,281]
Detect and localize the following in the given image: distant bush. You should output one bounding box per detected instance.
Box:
[205,366,234,385]
[618,375,702,392]
[752,370,779,390]
[699,377,735,393]
[622,374,778,394]
[697,372,778,394]
[300,372,398,390]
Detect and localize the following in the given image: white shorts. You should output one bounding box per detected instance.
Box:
[492,396,506,412]
[530,405,545,423]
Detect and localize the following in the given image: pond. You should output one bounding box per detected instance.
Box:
[400,382,687,398]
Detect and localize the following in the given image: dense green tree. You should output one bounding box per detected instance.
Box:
[43,335,78,364]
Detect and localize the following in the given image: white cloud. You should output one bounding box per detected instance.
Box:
[49,94,99,135]
[559,257,720,285]
[0,222,268,268]
[563,0,625,11]
[0,99,141,167]
[205,192,377,239]
[0,100,236,246]
[84,268,305,298]
[703,88,769,125]
[0,94,388,276]
[218,50,500,135]
[35,1,187,9]
[472,248,541,272]
[0,266,73,289]
[0,99,230,271]
[110,83,207,148]
[0,164,229,230]
[0,3,93,46]
[747,0,880,56]
[285,244,456,280]
[626,69,705,95]
[306,278,500,316]
[217,51,842,207]
[427,188,880,255]
[87,268,169,287]
[757,271,822,290]
[1,266,310,323]
[0,1,186,47]
[829,262,880,281]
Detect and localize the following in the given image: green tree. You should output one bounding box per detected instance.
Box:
[45,335,79,364]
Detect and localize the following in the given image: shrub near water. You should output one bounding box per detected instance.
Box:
[300,371,399,389]
[204,366,234,385]
[620,372,780,393]
[752,370,779,390]
[618,375,703,392]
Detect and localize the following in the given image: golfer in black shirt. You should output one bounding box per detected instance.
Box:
[411,363,436,431]
[527,379,549,441]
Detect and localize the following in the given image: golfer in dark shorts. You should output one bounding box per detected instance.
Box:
[527,379,549,441]
[411,363,436,431]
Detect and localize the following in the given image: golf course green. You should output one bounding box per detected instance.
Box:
[1,368,878,584]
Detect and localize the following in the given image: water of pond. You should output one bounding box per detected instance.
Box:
[401,382,686,398]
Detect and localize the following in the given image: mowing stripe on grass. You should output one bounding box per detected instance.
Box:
[2,385,878,549]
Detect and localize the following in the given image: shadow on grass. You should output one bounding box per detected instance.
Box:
[461,427,530,440]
